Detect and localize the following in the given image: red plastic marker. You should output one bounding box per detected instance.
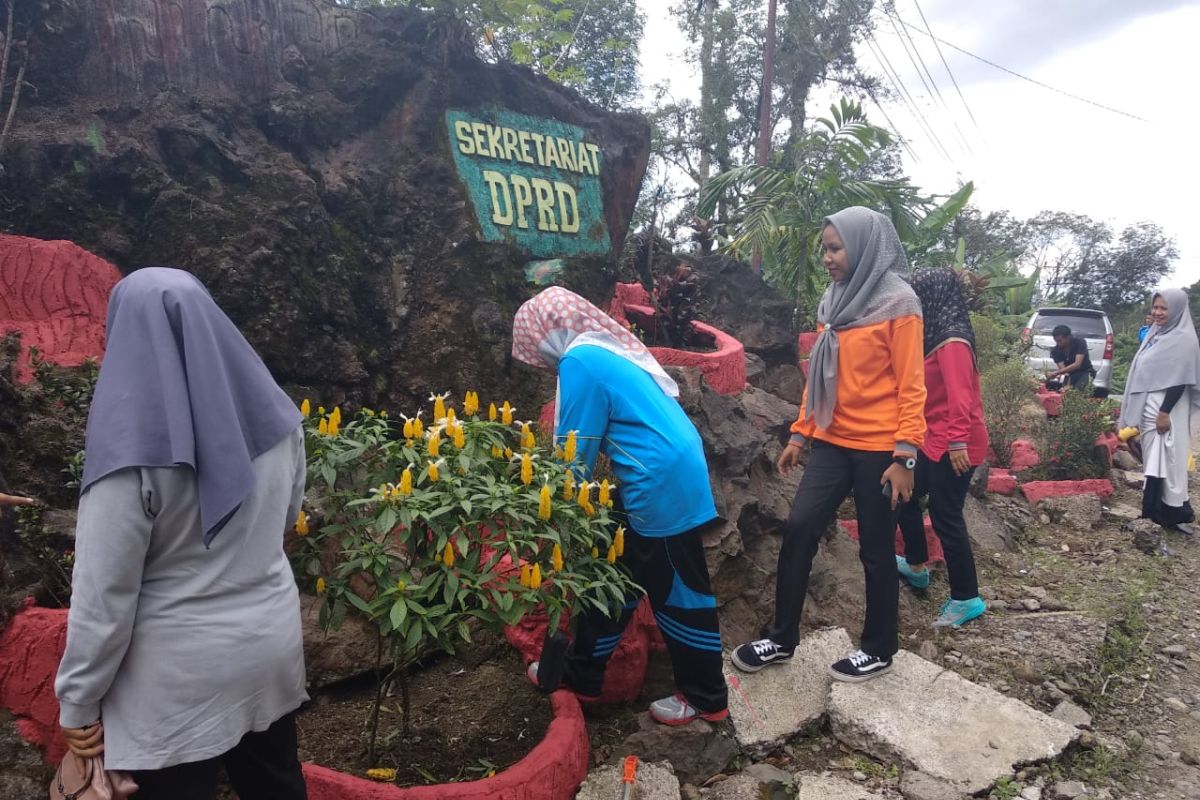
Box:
[620,755,639,800]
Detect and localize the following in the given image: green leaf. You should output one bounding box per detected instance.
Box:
[390,599,407,630]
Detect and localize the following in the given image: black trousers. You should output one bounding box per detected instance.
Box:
[1142,476,1196,527]
[896,452,980,601]
[128,712,307,800]
[563,523,728,713]
[766,442,898,659]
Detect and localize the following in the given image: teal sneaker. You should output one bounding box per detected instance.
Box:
[933,597,986,629]
[896,555,930,590]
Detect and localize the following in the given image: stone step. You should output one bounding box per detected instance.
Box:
[829,651,1079,795]
[725,627,854,753]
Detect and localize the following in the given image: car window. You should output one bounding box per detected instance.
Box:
[1031,313,1108,338]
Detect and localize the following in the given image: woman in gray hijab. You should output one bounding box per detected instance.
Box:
[1120,288,1200,532]
[55,268,309,800]
[730,207,927,682]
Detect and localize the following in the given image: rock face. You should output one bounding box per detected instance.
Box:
[3,1,650,414]
[725,628,852,753]
[828,651,1079,794]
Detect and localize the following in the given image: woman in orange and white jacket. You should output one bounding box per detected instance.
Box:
[731,206,926,682]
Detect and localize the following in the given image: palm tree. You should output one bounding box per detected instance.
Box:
[697,98,972,307]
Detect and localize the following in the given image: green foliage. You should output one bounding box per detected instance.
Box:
[697,99,971,308]
[970,312,1022,374]
[1064,221,1179,312]
[292,397,638,756]
[373,0,644,108]
[1108,331,1140,395]
[1033,390,1115,480]
[980,360,1036,469]
[13,504,75,607]
[29,348,99,416]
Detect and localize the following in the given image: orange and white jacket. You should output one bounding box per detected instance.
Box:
[791,315,927,454]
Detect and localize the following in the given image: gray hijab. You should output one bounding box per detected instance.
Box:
[81,268,302,546]
[1119,288,1200,430]
[805,206,922,429]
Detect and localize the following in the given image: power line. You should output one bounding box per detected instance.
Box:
[893,14,1150,123]
[908,0,979,127]
[882,9,974,157]
[864,32,954,163]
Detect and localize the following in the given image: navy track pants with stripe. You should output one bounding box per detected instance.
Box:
[563,522,728,713]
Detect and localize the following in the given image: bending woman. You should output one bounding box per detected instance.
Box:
[55,268,309,800]
[895,268,987,628]
[512,287,728,726]
[731,206,927,682]
[1120,289,1200,531]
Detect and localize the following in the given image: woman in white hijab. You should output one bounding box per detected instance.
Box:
[1120,288,1200,532]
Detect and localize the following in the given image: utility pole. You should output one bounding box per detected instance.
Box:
[751,0,777,272]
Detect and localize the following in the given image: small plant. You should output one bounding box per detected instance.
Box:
[63,449,85,490]
[1033,390,1115,480]
[29,348,99,416]
[650,262,702,349]
[12,504,74,606]
[981,360,1036,468]
[291,395,639,767]
[990,776,1020,800]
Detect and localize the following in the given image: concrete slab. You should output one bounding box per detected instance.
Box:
[725,628,854,753]
[796,773,887,799]
[829,651,1079,794]
[575,759,678,800]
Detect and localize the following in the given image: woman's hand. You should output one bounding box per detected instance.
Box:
[881,463,914,510]
[949,450,971,476]
[62,722,104,758]
[777,441,806,474]
[0,492,35,508]
[1156,411,1172,434]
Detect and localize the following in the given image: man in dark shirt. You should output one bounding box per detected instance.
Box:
[1047,325,1093,391]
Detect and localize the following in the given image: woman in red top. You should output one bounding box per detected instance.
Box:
[896,268,988,628]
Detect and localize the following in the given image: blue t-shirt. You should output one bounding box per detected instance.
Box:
[556,345,716,537]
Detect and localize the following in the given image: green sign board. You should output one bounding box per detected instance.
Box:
[446,109,611,258]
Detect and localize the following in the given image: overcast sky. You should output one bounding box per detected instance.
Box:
[637,0,1200,287]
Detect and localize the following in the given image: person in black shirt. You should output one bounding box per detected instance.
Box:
[1047,325,1093,391]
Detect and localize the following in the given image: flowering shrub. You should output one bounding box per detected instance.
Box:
[1033,389,1115,480]
[290,394,637,761]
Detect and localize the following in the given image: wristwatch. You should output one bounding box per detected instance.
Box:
[893,455,917,470]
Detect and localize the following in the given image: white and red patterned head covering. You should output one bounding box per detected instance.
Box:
[512,287,678,398]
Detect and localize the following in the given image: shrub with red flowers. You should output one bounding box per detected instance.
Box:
[1032,389,1115,480]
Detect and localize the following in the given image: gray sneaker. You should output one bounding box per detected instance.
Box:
[648,693,729,726]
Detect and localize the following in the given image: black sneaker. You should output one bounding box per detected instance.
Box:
[830,649,893,682]
[731,638,795,672]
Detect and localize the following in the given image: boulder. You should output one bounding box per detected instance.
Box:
[1037,494,1102,531]
[1049,700,1092,729]
[963,495,1026,553]
[300,594,379,688]
[3,1,652,415]
[968,462,990,499]
[576,760,678,800]
[898,770,971,800]
[617,712,738,787]
[1128,519,1163,555]
[725,627,853,753]
[687,255,796,368]
[828,651,1078,794]
[796,773,888,799]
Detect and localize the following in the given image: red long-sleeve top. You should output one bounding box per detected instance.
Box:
[922,340,989,465]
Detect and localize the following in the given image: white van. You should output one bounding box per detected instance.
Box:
[1022,308,1114,395]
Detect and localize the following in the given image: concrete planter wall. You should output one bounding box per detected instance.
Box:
[0,605,590,800]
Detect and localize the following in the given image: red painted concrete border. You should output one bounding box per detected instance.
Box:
[839,519,945,564]
[987,468,1018,496]
[1020,479,1114,506]
[0,602,68,764]
[797,332,819,357]
[303,690,589,800]
[608,283,747,395]
[0,235,121,383]
[1037,390,1064,417]
[0,605,590,799]
[504,597,663,704]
